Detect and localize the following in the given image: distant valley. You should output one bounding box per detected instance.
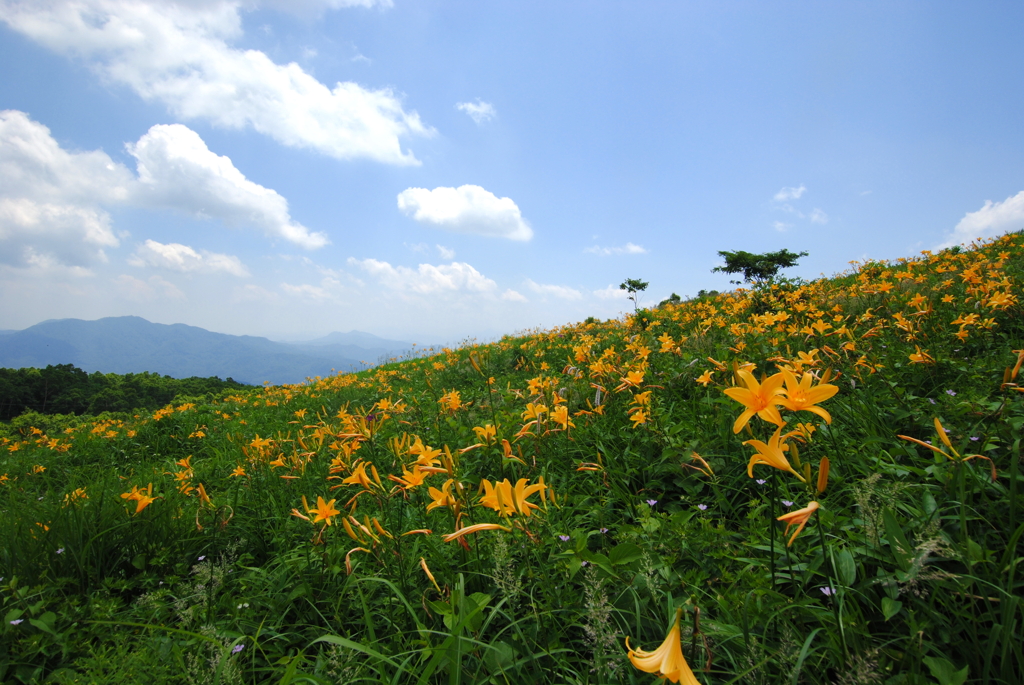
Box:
[0,317,419,385]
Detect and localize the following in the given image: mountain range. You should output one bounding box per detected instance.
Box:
[0,317,417,385]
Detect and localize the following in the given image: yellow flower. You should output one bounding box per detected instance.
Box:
[908,346,934,364]
[695,370,713,386]
[777,369,838,424]
[744,426,805,482]
[723,370,786,433]
[442,522,511,543]
[426,479,458,512]
[625,607,701,684]
[472,424,497,445]
[309,496,341,526]
[898,418,997,480]
[777,501,820,546]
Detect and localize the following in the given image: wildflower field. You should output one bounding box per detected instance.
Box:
[2,234,1024,684]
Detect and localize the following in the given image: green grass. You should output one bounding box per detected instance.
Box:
[2,233,1023,684]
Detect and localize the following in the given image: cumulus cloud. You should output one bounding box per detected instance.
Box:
[128,124,327,249]
[0,0,431,164]
[397,185,533,241]
[0,110,324,268]
[593,284,630,300]
[258,0,393,16]
[129,239,249,276]
[774,185,807,202]
[0,110,130,267]
[436,245,456,260]
[114,273,185,301]
[939,190,1024,249]
[456,100,496,124]
[501,288,527,302]
[809,208,829,224]
[584,242,647,256]
[525,279,582,300]
[772,221,791,232]
[349,258,498,294]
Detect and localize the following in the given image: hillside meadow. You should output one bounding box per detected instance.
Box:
[2,234,1023,684]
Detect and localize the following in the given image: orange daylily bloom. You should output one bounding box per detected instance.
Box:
[777,369,839,424]
[777,501,820,546]
[723,370,786,433]
[898,418,997,480]
[625,607,701,684]
[310,496,341,526]
[442,522,511,543]
[744,426,805,482]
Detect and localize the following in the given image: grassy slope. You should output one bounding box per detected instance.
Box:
[2,234,1023,684]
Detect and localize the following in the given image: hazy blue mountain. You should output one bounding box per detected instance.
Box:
[0,317,375,385]
[284,330,417,366]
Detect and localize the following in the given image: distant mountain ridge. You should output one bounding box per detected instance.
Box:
[0,317,416,385]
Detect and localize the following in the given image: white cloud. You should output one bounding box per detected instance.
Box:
[584,242,647,256]
[772,221,791,232]
[349,258,498,294]
[128,124,327,249]
[525,279,582,300]
[774,185,807,202]
[939,190,1024,249]
[809,208,829,224]
[593,284,630,300]
[129,239,249,276]
[397,185,533,241]
[0,111,324,267]
[258,0,393,15]
[456,100,496,125]
[114,273,185,301]
[501,289,527,302]
[0,0,431,165]
[436,244,456,260]
[0,110,130,267]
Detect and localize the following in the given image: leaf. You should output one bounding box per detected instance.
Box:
[483,641,516,674]
[835,549,856,586]
[882,508,914,572]
[922,656,968,685]
[608,542,644,566]
[881,597,902,621]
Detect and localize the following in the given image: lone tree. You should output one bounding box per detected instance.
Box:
[619,278,649,312]
[711,248,808,285]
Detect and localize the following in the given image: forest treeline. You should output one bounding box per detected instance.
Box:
[0,364,250,422]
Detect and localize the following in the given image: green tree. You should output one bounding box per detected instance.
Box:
[711,248,808,284]
[619,278,649,312]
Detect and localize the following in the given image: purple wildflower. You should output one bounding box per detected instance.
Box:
[946,389,957,396]
[756,479,766,485]
[820,587,835,597]
[558,535,570,542]
[232,644,245,654]
[782,500,794,507]
[10,619,23,625]
[646,499,658,506]
[697,504,708,511]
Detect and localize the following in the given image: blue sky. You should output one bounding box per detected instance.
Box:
[2,1,1022,344]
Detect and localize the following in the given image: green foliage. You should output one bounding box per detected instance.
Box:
[619,277,649,312]
[712,248,809,284]
[0,364,250,423]
[1,234,1023,683]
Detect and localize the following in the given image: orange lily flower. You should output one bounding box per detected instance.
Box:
[898,418,997,480]
[625,607,701,684]
[723,370,786,433]
[442,523,511,542]
[744,426,805,482]
[777,501,820,546]
[777,369,839,424]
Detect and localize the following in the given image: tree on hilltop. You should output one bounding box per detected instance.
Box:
[712,248,808,284]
